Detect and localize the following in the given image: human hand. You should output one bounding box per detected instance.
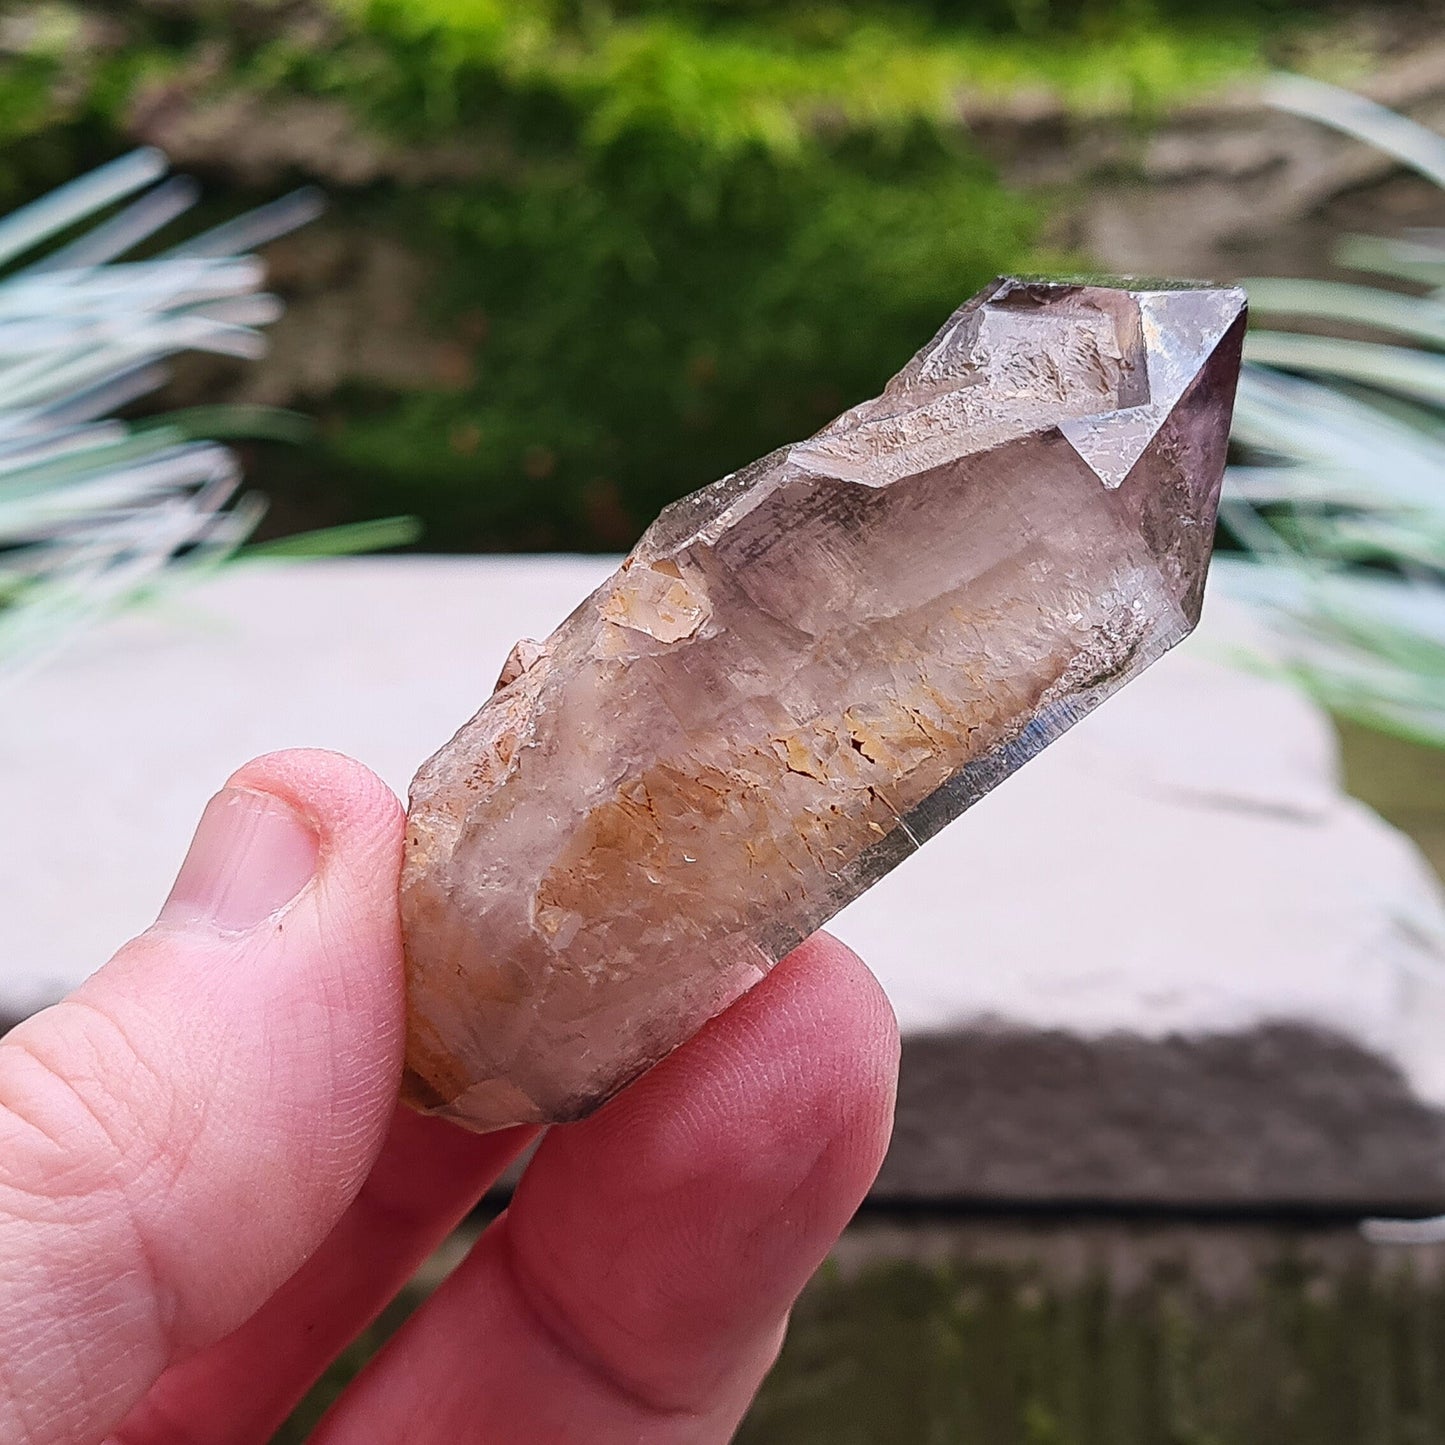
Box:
[0,750,899,1444]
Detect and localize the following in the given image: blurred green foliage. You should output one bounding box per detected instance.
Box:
[0,0,1321,547]
[328,128,1045,546]
[739,1249,1445,1445]
[277,1230,1445,1443]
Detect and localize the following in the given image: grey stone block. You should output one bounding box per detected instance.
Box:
[2,558,1442,1208]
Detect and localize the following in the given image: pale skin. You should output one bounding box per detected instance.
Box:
[0,750,900,1444]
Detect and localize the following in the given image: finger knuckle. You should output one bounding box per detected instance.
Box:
[0,992,181,1217]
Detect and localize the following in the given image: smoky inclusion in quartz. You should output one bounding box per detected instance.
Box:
[402,277,1247,1131]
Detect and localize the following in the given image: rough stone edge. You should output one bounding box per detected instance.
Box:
[874,1022,1445,1211]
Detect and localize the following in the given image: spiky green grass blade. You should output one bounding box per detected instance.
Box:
[1217,80,1445,748]
[0,154,404,678]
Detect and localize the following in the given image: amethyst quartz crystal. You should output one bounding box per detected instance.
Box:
[401,278,1247,1131]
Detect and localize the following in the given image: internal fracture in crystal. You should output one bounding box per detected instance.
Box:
[401,277,1248,1131]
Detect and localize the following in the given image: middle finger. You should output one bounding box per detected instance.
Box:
[113,1107,534,1445]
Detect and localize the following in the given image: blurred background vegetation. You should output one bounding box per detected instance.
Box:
[0,0,1426,551]
[2,6,1442,1441]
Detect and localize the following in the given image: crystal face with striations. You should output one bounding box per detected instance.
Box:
[402,278,1247,1131]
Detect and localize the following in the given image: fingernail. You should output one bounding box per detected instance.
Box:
[161,788,319,933]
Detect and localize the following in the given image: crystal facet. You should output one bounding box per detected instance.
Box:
[401,278,1247,1131]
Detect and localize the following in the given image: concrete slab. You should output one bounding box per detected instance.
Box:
[3,557,1443,1205]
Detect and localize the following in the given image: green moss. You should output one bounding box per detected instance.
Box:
[0,0,1335,547]
[308,125,1049,547]
[739,1252,1445,1445]
[273,1237,1445,1443]
[319,0,1293,126]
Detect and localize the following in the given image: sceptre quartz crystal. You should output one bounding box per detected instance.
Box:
[402,277,1247,1131]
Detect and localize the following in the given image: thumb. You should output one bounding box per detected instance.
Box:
[0,750,406,1445]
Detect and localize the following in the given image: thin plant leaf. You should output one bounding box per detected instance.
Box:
[20,175,201,276]
[1216,83,1445,752]
[1243,277,1445,347]
[0,149,168,271]
[1265,74,1445,189]
[1336,234,1445,288]
[0,155,402,678]
[1244,332,1445,406]
[240,516,423,559]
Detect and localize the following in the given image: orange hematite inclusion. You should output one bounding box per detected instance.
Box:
[400,278,1247,1132]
